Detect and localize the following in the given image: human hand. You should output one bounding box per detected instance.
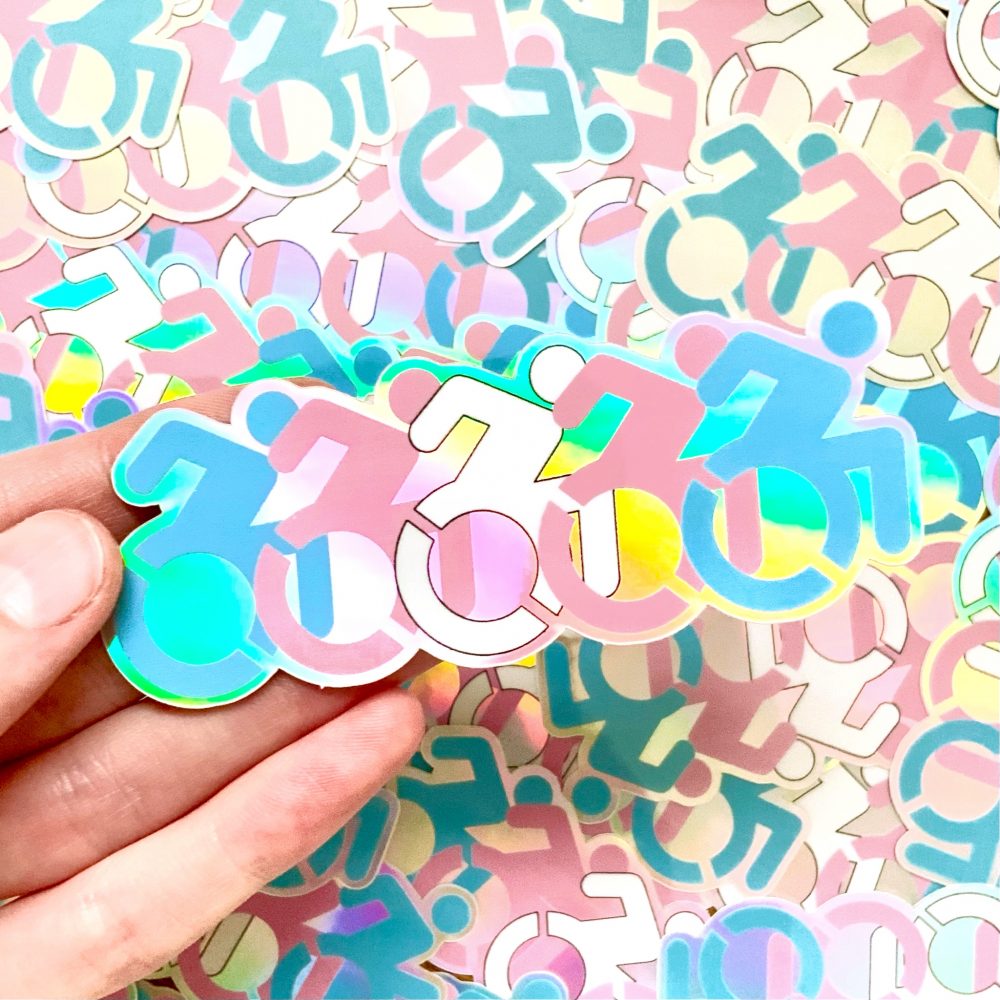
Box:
[0,389,427,998]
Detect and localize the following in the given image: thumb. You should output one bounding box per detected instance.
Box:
[0,510,122,734]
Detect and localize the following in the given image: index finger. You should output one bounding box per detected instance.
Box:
[0,386,243,540]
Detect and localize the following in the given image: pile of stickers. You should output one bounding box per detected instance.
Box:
[0,0,996,996]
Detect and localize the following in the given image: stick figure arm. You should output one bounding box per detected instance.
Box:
[900,180,961,226]
[407,377,474,453]
[431,735,507,802]
[766,0,811,16]
[116,417,217,501]
[266,402,333,474]
[227,0,270,40]
[543,643,599,729]
[551,354,622,429]
[695,333,773,407]
[698,121,767,168]
[329,40,391,135]
[799,153,855,195]
[505,65,577,131]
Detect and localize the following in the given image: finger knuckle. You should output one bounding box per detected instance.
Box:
[48,748,144,852]
[74,885,152,989]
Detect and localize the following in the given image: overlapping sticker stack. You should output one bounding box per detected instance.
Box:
[0,0,996,997]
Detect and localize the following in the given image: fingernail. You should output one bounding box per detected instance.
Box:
[0,511,106,629]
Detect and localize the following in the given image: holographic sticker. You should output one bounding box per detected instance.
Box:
[106,292,924,706]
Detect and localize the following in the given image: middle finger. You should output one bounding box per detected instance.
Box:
[0,672,371,898]
[0,638,139,764]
